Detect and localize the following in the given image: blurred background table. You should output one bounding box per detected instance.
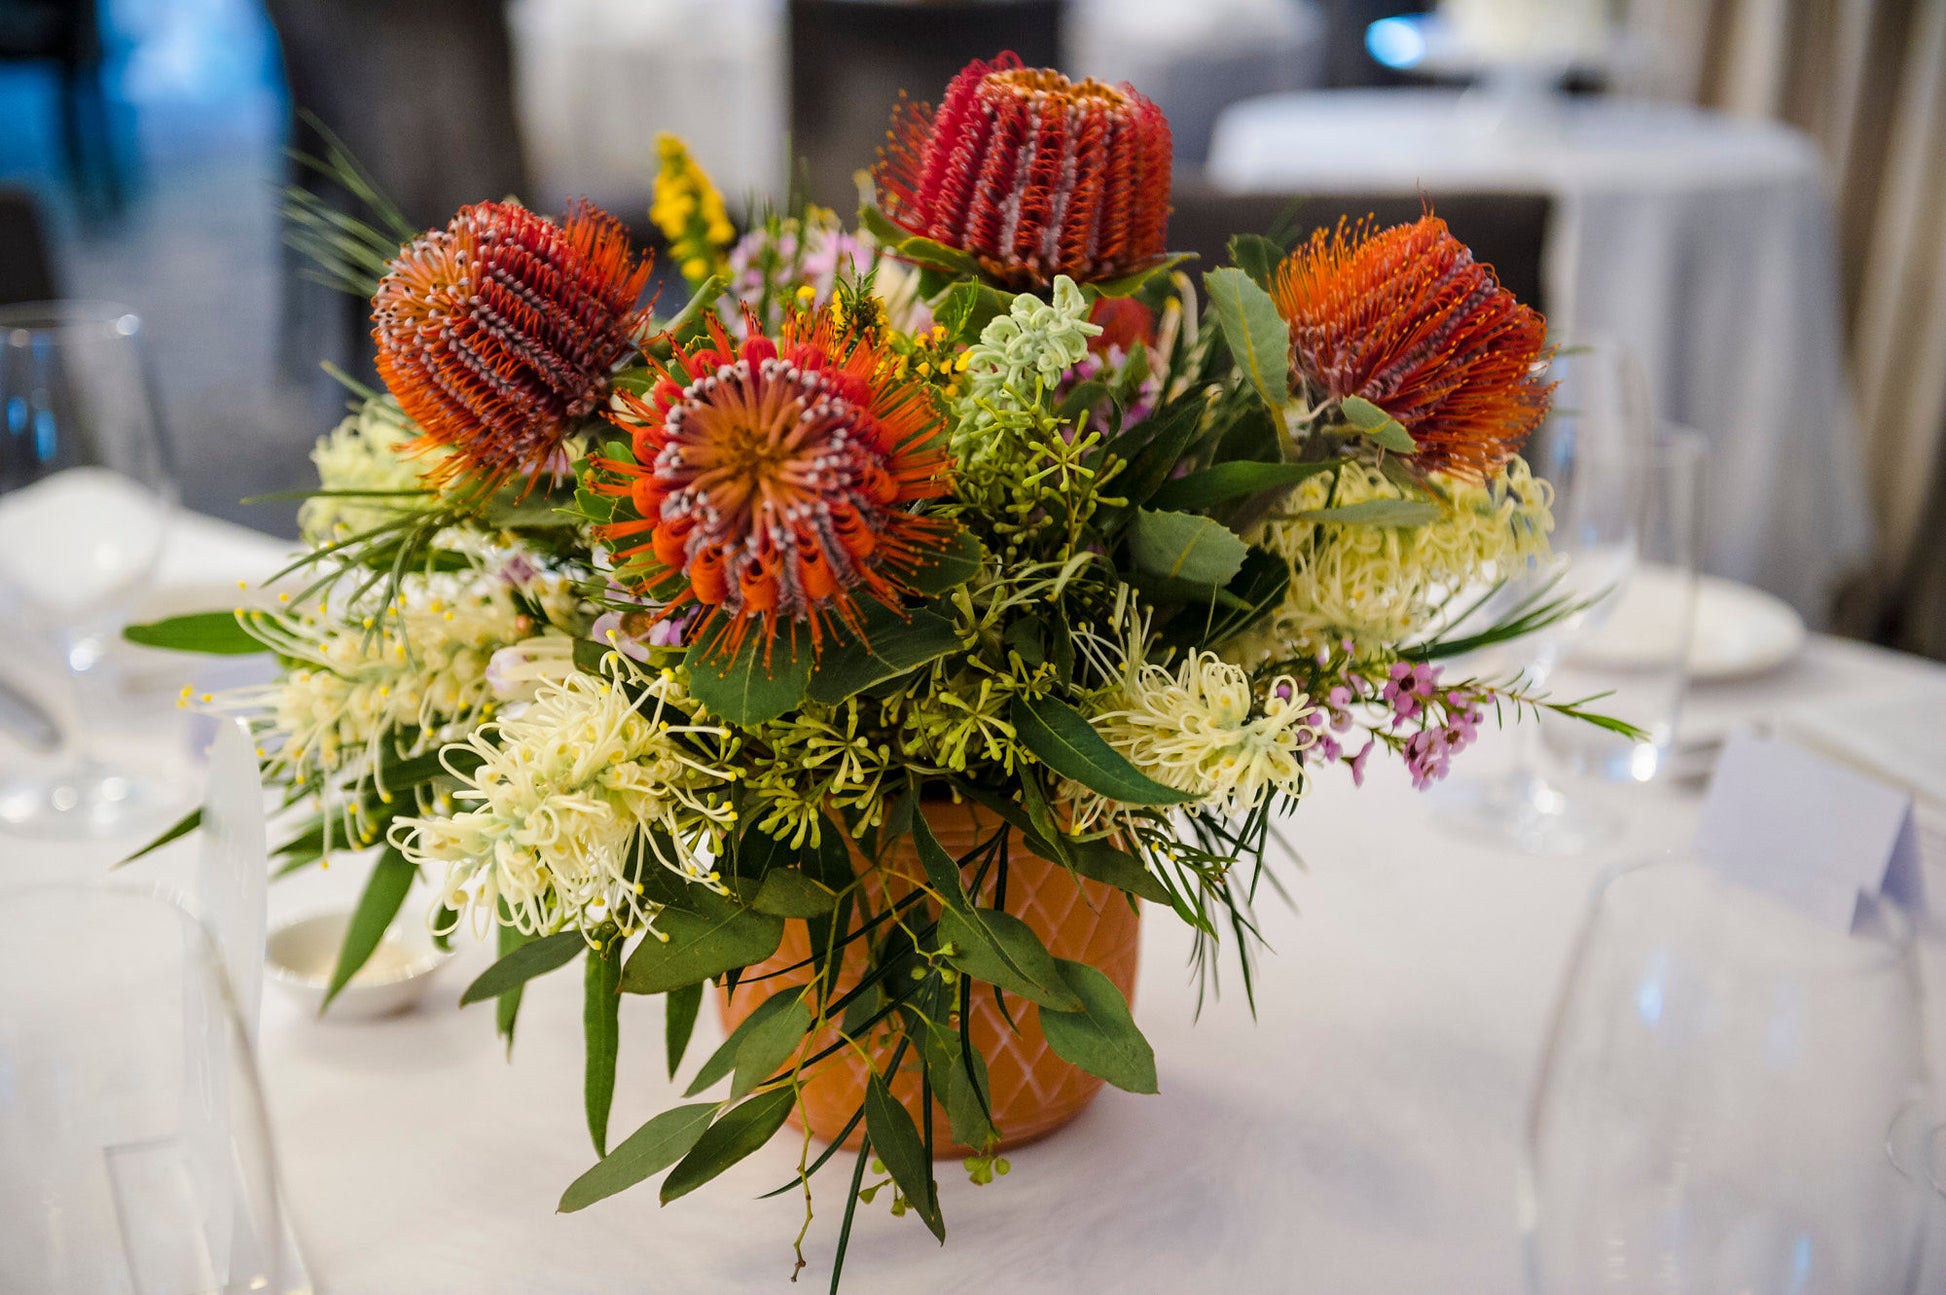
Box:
[1208,89,1875,624]
[10,513,1940,1293]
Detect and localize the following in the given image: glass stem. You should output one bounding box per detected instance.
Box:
[1510,653,1557,792]
[58,623,115,773]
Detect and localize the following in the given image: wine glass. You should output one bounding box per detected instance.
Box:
[1431,339,1650,854]
[0,303,178,837]
[1522,858,1938,1293]
[1544,425,1706,784]
[0,883,289,1293]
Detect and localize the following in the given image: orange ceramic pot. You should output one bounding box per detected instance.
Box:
[717,798,1141,1156]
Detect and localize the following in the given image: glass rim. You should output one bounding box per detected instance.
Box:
[0,300,143,344]
[1589,854,1917,963]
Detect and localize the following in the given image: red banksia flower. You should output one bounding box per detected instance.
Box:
[874,52,1172,291]
[1273,213,1551,480]
[372,200,653,491]
[594,311,953,658]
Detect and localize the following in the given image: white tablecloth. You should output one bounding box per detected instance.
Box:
[1207,90,1875,625]
[10,517,1946,1293]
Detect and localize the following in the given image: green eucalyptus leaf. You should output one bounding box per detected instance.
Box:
[731,993,813,1100]
[460,930,585,1006]
[496,924,533,1056]
[859,203,984,277]
[683,634,812,727]
[1128,508,1249,587]
[1147,459,1334,512]
[1339,396,1416,452]
[665,980,703,1079]
[573,485,618,526]
[937,907,1083,1012]
[1054,379,1112,423]
[1009,694,1192,807]
[807,605,960,705]
[659,1087,797,1204]
[659,272,726,339]
[1228,232,1283,288]
[322,846,416,1013]
[1087,252,1191,298]
[557,1102,718,1213]
[685,987,794,1097]
[918,1022,996,1151]
[1119,572,1250,613]
[1038,959,1158,1094]
[1296,498,1441,527]
[865,1070,945,1241]
[1068,839,1170,905]
[608,367,656,398]
[571,637,617,677]
[583,942,623,1156]
[905,527,985,596]
[910,810,969,910]
[1101,398,1206,517]
[622,896,784,995]
[123,611,263,655]
[1338,395,1390,429]
[750,868,838,919]
[1204,266,1290,412]
[1159,546,1290,654]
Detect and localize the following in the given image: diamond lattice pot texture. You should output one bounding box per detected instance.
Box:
[717,798,1142,1156]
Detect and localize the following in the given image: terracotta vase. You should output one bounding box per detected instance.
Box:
[716,798,1141,1156]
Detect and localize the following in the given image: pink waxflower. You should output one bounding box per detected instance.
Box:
[1382,662,1440,724]
[1348,738,1376,787]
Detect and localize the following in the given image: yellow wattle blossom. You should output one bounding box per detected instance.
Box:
[1227,456,1554,661]
[651,133,735,288]
[394,664,735,941]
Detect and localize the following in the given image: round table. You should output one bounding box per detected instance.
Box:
[1207,89,1875,626]
[10,516,1945,1292]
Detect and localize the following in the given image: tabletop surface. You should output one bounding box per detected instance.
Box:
[9,514,1946,1294]
[1208,89,1822,195]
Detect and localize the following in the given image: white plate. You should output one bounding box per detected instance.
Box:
[1569,566,1806,681]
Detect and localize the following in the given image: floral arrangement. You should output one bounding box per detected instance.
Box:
[132,53,1630,1288]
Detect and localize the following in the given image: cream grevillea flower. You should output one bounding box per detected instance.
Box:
[244,568,573,790]
[1228,456,1553,662]
[1075,652,1317,831]
[396,665,736,941]
[298,396,445,545]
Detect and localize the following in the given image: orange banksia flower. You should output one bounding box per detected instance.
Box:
[1273,213,1551,480]
[593,311,953,658]
[372,200,652,491]
[874,52,1172,291]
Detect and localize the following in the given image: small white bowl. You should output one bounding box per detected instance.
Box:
[266,911,451,1020]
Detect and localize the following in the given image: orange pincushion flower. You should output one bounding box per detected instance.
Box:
[1273,213,1551,480]
[874,52,1172,291]
[371,200,652,491]
[592,311,953,658]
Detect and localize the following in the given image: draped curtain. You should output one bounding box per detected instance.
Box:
[1618,0,1946,652]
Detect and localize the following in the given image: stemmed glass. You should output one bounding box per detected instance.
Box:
[0,303,178,837]
[0,884,289,1293]
[1431,340,1650,854]
[1522,858,1938,1293]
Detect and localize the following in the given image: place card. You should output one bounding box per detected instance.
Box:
[1694,731,1922,934]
